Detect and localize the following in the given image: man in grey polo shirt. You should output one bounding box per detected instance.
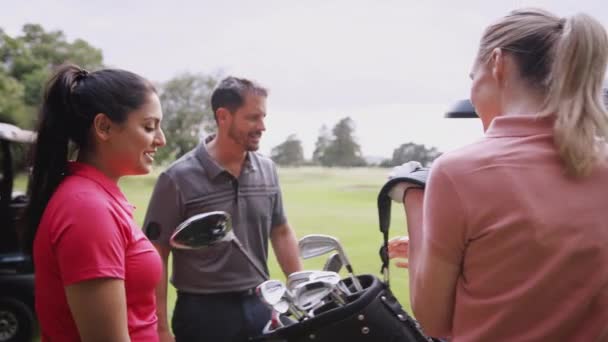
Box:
[144,77,302,342]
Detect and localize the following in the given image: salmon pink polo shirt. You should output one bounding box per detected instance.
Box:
[34,162,161,342]
[424,115,608,341]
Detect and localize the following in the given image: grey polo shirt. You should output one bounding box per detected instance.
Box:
[143,139,287,293]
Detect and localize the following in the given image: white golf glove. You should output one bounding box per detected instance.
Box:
[387,161,424,203]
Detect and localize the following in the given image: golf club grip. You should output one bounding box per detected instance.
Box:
[231,240,269,281]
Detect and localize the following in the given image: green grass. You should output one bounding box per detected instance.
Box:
[20,166,412,338]
[118,166,413,323]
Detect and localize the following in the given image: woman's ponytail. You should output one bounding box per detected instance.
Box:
[24,65,88,252]
[544,13,608,177]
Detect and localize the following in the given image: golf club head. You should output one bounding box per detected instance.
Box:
[323,253,343,273]
[294,280,334,311]
[170,211,233,249]
[312,272,349,300]
[274,300,290,314]
[287,271,315,290]
[298,234,340,259]
[299,234,363,292]
[310,271,341,286]
[287,270,341,292]
[257,280,287,306]
[310,271,351,298]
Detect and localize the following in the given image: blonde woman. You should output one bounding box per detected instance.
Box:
[388,8,608,341]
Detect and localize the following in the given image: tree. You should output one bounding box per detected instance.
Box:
[0,71,27,126]
[312,125,330,165]
[156,72,218,164]
[271,134,304,166]
[381,142,442,167]
[0,24,103,127]
[317,117,366,167]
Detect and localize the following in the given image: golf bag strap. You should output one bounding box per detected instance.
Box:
[377,174,428,288]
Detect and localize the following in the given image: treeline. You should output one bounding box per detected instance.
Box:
[0,24,441,168]
[271,119,441,167]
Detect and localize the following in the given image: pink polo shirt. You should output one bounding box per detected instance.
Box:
[34,162,161,342]
[424,115,608,341]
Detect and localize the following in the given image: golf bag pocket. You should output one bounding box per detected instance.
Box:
[250,275,437,342]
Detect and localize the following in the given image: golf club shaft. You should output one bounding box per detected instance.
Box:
[231,240,269,281]
[345,264,364,291]
[338,244,363,291]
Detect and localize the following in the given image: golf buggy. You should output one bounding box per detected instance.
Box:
[0,123,37,342]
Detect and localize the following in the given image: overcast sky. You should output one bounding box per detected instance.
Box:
[4,0,607,158]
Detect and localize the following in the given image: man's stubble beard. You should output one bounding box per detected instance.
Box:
[228,123,260,152]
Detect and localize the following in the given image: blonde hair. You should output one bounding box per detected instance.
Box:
[479,8,608,177]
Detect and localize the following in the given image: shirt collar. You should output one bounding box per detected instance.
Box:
[485,115,555,138]
[68,161,134,211]
[195,134,257,180]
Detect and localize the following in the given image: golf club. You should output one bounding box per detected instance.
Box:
[257,280,305,320]
[288,270,350,297]
[169,211,268,281]
[309,273,348,307]
[322,257,351,295]
[293,279,345,314]
[323,252,342,273]
[298,234,363,291]
[257,280,286,307]
[257,281,286,330]
[286,271,315,291]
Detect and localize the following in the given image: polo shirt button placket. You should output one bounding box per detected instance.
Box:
[232,178,239,203]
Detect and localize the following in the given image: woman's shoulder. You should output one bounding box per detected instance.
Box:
[51,176,112,209]
[434,139,491,170]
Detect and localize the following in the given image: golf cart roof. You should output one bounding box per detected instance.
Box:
[0,123,36,143]
[444,99,477,119]
[446,87,608,119]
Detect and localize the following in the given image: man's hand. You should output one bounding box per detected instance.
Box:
[386,161,428,203]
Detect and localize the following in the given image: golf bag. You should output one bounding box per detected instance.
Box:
[250,179,437,342]
[250,274,433,342]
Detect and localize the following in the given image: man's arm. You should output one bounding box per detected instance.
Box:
[270,222,302,277]
[143,172,183,342]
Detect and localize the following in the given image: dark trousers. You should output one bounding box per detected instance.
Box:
[172,290,271,342]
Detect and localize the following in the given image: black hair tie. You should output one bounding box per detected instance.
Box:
[75,69,90,82]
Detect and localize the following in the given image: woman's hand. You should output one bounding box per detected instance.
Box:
[388,236,410,268]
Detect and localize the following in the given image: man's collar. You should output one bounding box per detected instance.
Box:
[196,134,257,179]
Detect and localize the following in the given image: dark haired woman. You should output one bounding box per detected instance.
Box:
[26,64,166,341]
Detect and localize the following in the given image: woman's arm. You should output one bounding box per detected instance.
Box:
[400,157,470,338]
[404,189,459,337]
[65,278,130,342]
